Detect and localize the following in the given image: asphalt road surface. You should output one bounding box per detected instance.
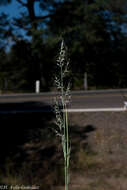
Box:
[0,89,127,113]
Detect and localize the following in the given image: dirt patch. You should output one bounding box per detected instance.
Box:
[66,112,127,190]
[1,111,127,190]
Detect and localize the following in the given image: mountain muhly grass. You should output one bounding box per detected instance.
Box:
[54,40,71,190]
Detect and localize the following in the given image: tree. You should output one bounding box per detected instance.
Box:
[1,0,127,90]
[10,0,59,87]
[46,0,127,88]
[0,0,60,91]
[0,13,12,50]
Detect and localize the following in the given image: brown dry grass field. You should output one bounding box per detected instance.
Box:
[1,111,127,190]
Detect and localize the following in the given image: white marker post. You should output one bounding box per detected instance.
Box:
[124,101,127,110]
[35,80,40,93]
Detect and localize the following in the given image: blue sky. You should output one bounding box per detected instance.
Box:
[0,0,42,18]
[0,0,22,18]
[0,0,45,50]
[0,0,29,50]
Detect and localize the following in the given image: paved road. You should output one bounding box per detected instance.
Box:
[70,93,126,109]
[0,89,127,113]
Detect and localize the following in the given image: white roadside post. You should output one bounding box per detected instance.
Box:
[124,101,127,110]
[35,80,40,93]
[84,72,88,90]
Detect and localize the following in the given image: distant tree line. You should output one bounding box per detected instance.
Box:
[0,0,127,92]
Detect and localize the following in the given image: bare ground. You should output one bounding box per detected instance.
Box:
[1,111,127,190]
[58,112,127,190]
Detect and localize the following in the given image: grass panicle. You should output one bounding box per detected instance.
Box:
[54,40,71,190]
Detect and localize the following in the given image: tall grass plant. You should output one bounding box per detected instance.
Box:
[54,40,71,190]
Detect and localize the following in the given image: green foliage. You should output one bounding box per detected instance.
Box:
[45,0,127,89]
[0,0,127,91]
[0,13,11,49]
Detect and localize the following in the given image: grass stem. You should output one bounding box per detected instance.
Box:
[54,40,70,190]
